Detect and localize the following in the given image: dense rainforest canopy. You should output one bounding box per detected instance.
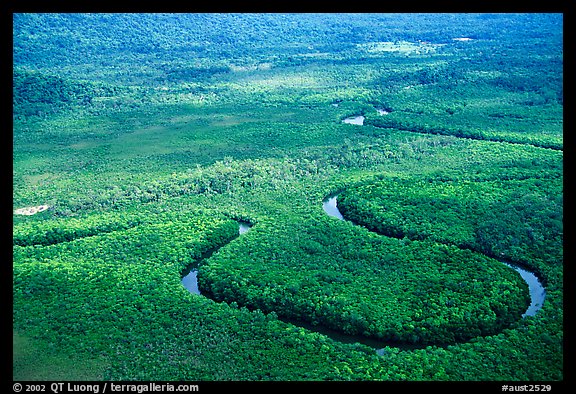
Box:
[13,13,563,383]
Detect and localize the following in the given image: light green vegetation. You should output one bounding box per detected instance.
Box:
[13,331,108,381]
[13,13,562,381]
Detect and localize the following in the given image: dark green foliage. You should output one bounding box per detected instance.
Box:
[13,211,143,246]
[12,68,126,120]
[365,114,563,150]
[160,65,231,83]
[200,215,530,344]
[336,171,563,378]
[13,13,562,381]
[13,69,93,117]
[337,174,563,274]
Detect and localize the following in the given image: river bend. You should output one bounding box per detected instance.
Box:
[322,195,546,318]
[181,196,545,353]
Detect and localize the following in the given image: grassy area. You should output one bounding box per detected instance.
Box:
[13,331,108,381]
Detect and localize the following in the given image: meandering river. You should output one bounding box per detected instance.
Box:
[181,195,545,353]
[180,108,546,352]
[182,221,251,296]
[322,195,546,318]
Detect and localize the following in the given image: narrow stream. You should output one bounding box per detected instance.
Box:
[180,197,545,355]
[322,195,546,318]
[181,221,252,296]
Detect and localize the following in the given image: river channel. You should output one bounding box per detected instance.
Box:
[322,195,546,318]
[181,222,251,296]
[181,196,545,353]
